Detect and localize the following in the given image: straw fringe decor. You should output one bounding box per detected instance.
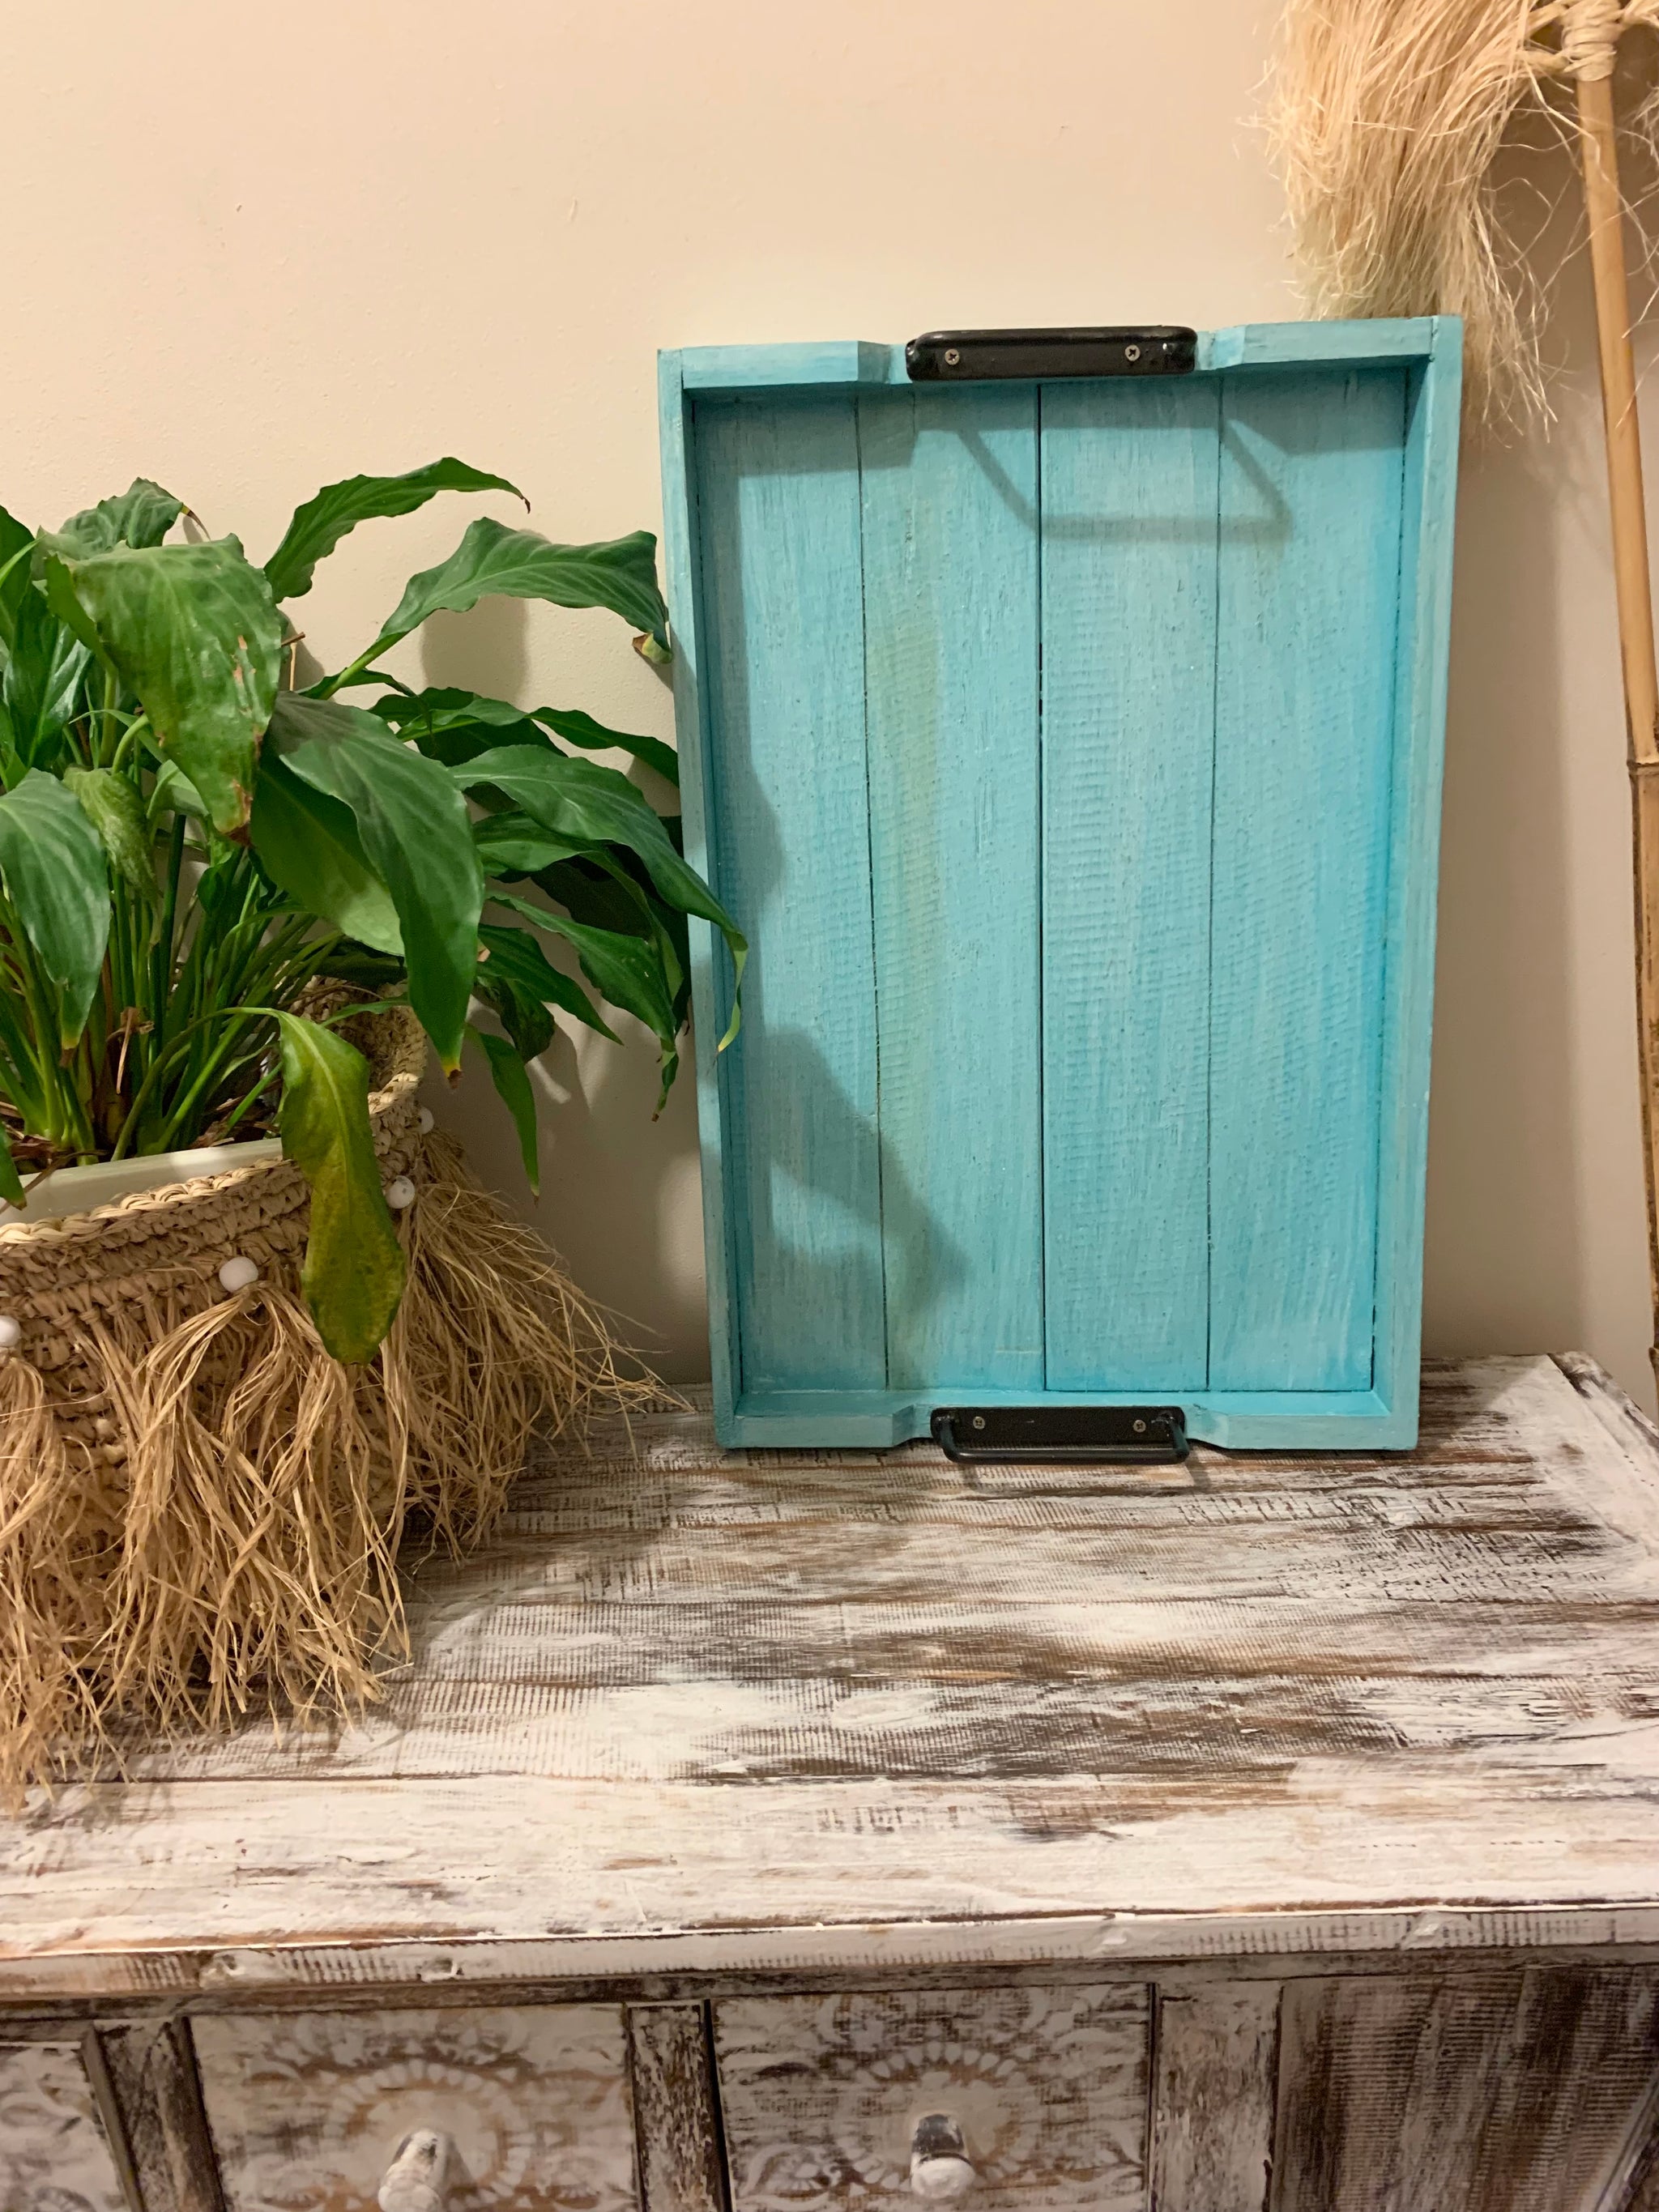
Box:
[0,1006,651,1798]
[1269,0,1659,1395]
[1267,0,1659,424]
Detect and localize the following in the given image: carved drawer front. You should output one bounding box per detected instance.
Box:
[0,2039,130,2212]
[193,2005,640,2212]
[712,1984,1149,2210]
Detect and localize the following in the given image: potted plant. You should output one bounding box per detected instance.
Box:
[0,462,744,1791]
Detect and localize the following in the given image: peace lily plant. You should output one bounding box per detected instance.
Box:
[0,463,743,1362]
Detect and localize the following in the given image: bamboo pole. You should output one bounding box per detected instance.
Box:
[1574,53,1659,1390]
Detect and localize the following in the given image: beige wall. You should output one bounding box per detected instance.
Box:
[10,2,1656,1408]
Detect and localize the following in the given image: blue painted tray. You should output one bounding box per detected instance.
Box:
[659,320,1461,1449]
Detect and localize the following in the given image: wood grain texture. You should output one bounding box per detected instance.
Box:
[1200,322,1438,373]
[1369,328,1461,1438]
[712,1984,1148,2209]
[1559,1345,1659,1481]
[858,381,1043,1391]
[1272,1967,1659,2212]
[627,2006,727,2212]
[0,2039,130,2212]
[99,2018,224,2212]
[1598,2065,1659,2212]
[1151,1983,1278,2212]
[5,1358,1659,1997]
[1613,2085,1659,2212]
[680,343,900,392]
[676,325,1443,396]
[193,2006,639,2212]
[693,391,884,1396]
[1039,375,1220,1389]
[658,353,739,1432]
[664,329,1458,1447]
[1209,366,1407,1392]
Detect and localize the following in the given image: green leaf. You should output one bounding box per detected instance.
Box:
[373,685,544,768]
[356,519,668,667]
[46,479,184,556]
[267,693,482,1071]
[485,893,677,1070]
[454,745,744,1040]
[0,768,111,1046]
[331,666,416,697]
[316,942,407,993]
[41,554,104,655]
[57,537,282,837]
[272,1011,406,1363]
[529,844,684,995]
[536,854,654,940]
[249,750,403,955]
[262,458,526,603]
[374,686,679,786]
[65,766,156,898]
[2,582,90,770]
[0,507,35,649]
[537,707,679,788]
[373,686,532,733]
[476,966,555,1061]
[0,1123,23,1209]
[473,810,591,876]
[478,920,621,1042]
[471,1025,539,1194]
[147,757,209,823]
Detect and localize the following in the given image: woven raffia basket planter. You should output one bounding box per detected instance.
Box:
[0,1005,645,1796]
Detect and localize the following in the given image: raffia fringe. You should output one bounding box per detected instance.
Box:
[1265,0,1659,428]
[0,1011,654,1800]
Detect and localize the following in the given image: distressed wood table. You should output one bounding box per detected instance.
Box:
[6,1354,1659,2212]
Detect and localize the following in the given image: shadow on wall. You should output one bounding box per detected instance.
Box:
[1422,114,1653,1409]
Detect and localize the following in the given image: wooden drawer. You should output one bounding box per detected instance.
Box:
[193,2005,639,2211]
[1272,1967,1659,2212]
[711,1984,1149,2209]
[0,2037,130,2212]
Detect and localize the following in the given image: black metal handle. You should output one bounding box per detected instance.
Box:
[932,1404,1189,1464]
[906,327,1196,381]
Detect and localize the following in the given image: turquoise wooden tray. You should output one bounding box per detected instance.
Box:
[659,319,1461,1450]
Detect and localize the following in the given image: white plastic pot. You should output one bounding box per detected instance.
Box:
[5,1137,284,1226]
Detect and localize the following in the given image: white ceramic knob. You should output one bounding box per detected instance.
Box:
[911,2115,975,2200]
[217,1255,259,1294]
[385,1176,416,1211]
[0,1315,20,1351]
[378,2129,455,2212]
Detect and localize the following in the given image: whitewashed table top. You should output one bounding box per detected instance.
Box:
[5,1354,1659,2001]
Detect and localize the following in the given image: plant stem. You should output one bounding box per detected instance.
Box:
[316,639,386,699]
[155,1009,272,1149]
[144,808,187,1080]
